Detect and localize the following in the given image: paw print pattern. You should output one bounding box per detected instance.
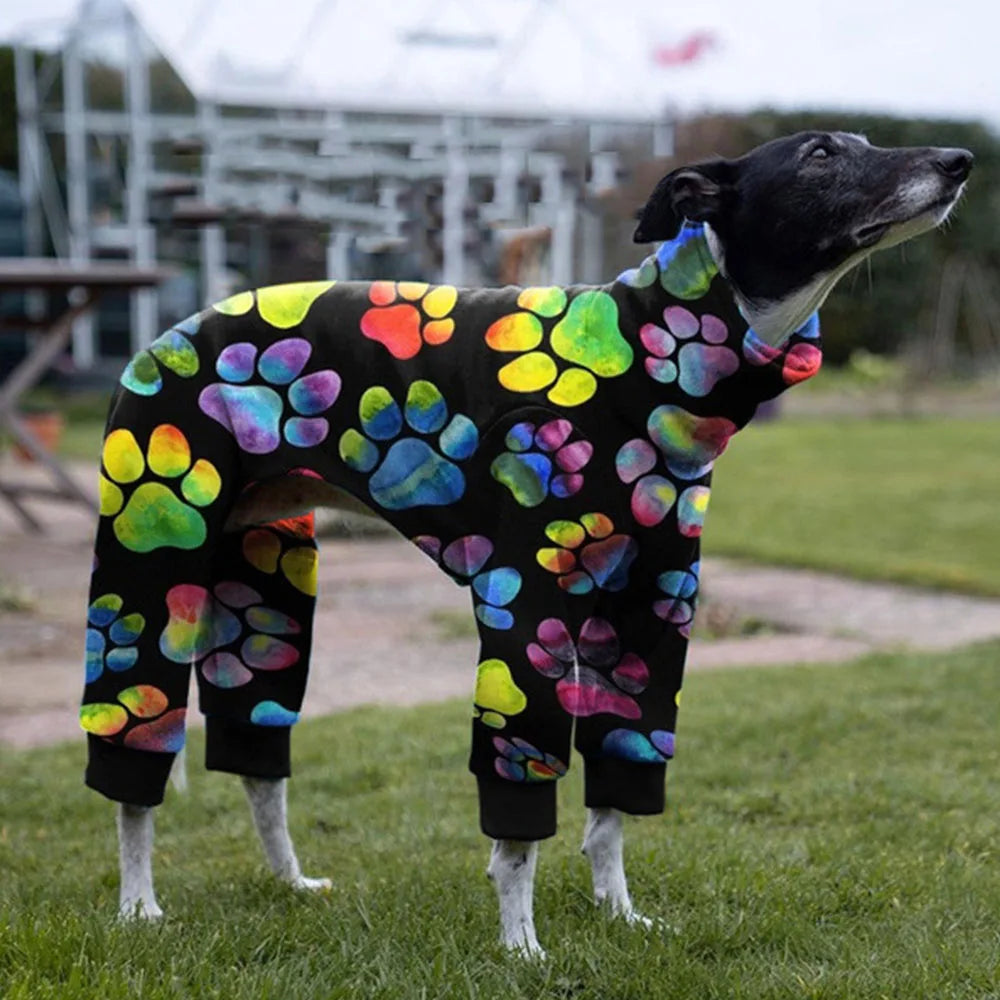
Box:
[640,306,739,397]
[615,438,678,528]
[80,684,185,752]
[493,736,567,783]
[213,281,335,329]
[490,419,593,508]
[654,561,700,637]
[601,727,676,763]
[361,281,457,359]
[243,514,318,597]
[473,658,527,730]
[120,314,201,397]
[159,582,302,696]
[413,534,521,629]
[618,222,717,300]
[339,380,478,510]
[743,313,823,385]
[485,287,633,407]
[527,617,650,719]
[99,424,222,553]
[199,337,342,454]
[536,514,638,594]
[85,593,145,683]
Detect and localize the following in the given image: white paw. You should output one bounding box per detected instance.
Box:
[290,875,332,892]
[503,936,547,961]
[622,908,655,930]
[118,898,163,921]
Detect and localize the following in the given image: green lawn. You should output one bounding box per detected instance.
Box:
[2,643,998,999]
[706,416,1000,595]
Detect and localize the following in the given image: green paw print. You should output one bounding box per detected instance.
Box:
[474,658,527,729]
[485,287,634,406]
[99,424,222,553]
[120,314,201,397]
[338,380,479,510]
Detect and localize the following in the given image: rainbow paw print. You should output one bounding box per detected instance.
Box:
[641,306,739,397]
[243,517,318,597]
[85,594,145,683]
[80,684,185,752]
[647,404,737,480]
[615,438,678,529]
[490,418,593,508]
[743,313,822,385]
[413,534,521,630]
[536,514,638,594]
[619,223,717,300]
[199,337,341,454]
[601,728,676,763]
[527,617,649,719]
[485,287,633,407]
[99,425,221,553]
[473,659,527,730]
[159,581,302,694]
[493,736,567,783]
[339,380,478,510]
[360,281,457,359]
[654,562,700,637]
[120,314,201,397]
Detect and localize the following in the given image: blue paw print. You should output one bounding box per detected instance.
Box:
[490,419,593,508]
[198,337,342,454]
[120,314,201,396]
[653,560,700,638]
[339,380,478,509]
[85,593,145,683]
[413,533,521,629]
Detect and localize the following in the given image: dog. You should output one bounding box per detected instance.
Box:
[80,131,970,956]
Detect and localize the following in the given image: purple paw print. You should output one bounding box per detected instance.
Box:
[641,305,739,398]
[199,337,341,454]
[527,617,650,719]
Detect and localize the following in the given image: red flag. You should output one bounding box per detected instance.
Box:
[652,31,716,66]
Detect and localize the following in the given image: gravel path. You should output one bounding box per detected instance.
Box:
[2,458,998,749]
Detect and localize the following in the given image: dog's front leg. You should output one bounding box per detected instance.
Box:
[486,839,545,958]
[242,776,331,891]
[582,808,652,927]
[117,804,162,920]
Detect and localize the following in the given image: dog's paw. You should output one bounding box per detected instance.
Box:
[339,380,478,510]
[290,875,332,893]
[501,933,547,961]
[118,897,164,921]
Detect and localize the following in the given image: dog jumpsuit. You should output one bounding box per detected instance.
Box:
[80,223,822,840]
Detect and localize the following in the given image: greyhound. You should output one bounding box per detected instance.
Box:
[87,131,970,956]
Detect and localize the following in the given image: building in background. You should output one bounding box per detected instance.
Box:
[10,0,694,368]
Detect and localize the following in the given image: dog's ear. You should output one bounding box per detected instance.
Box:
[633,160,734,243]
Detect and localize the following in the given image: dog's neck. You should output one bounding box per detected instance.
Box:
[618,222,819,348]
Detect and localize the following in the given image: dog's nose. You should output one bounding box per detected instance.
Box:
[934,148,974,180]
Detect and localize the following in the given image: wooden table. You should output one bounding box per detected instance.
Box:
[0,260,167,531]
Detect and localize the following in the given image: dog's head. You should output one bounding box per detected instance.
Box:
[634,131,972,341]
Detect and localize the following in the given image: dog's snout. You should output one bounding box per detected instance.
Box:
[933,148,974,181]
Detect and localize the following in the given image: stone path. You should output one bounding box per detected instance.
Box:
[2,457,998,749]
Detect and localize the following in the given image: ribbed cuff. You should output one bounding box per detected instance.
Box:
[584,758,666,815]
[205,717,292,779]
[477,777,557,840]
[85,735,177,807]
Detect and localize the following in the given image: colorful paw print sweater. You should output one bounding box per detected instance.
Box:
[81,222,822,839]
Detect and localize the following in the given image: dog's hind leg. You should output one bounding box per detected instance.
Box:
[487,839,544,958]
[581,807,652,927]
[243,776,331,891]
[117,804,162,919]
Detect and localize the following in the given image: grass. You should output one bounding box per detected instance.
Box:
[706,415,1000,595]
[2,642,998,999]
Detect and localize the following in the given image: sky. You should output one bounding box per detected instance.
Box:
[2,0,998,128]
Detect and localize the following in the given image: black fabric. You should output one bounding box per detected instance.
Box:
[80,223,822,833]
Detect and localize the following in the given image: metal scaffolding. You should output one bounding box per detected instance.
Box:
[13,0,673,366]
